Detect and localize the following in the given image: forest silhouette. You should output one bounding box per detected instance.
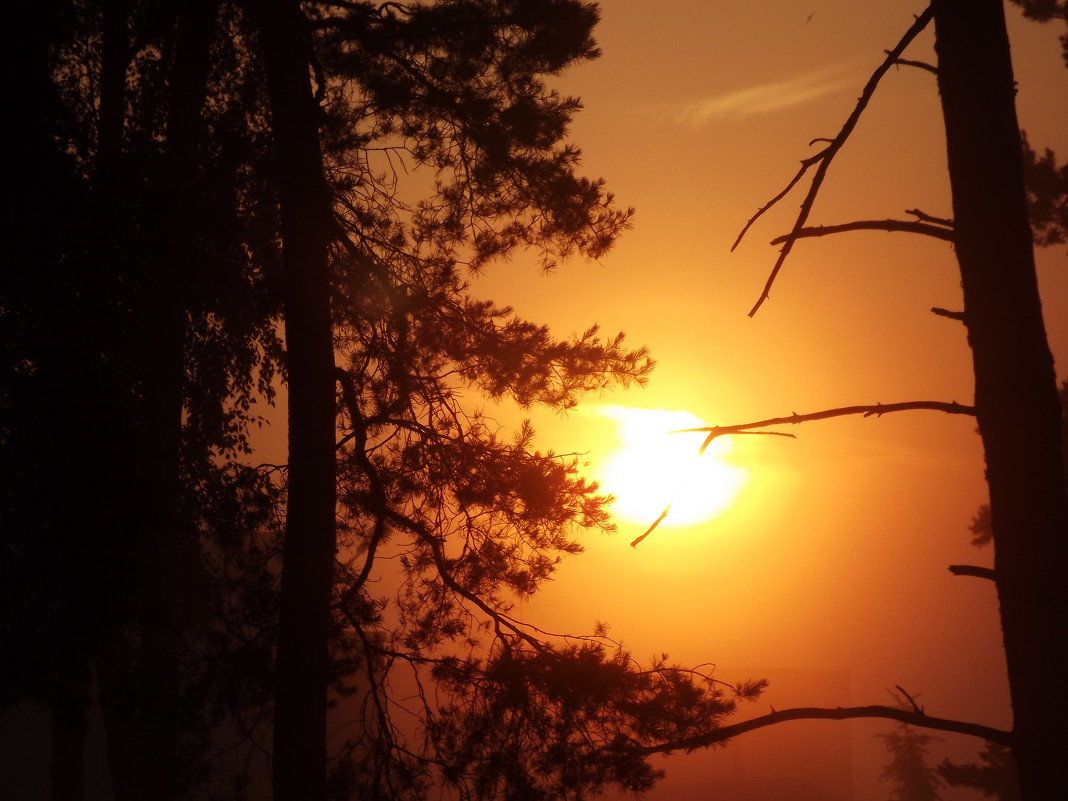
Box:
[2,1,763,799]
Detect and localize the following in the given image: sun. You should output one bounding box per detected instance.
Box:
[593,406,748,528]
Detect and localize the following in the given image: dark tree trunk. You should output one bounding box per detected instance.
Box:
[49,659,90,801]
[98,0,128,183]
[81,2,217,797]
[254,2,338,800]
[87,3,146,799]
[933,1,1068,798]
[130,2,218,797]
[96,633,146,801]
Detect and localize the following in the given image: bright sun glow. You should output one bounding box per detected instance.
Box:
[593,406,749,528]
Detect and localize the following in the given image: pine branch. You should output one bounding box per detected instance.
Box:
[635,704,1011,756]
[738,6,935,317]
[333,367,389,597]
[385,508,546,650]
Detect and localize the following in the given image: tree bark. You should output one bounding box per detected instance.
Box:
[254,2,338,800]
[932,1,1068,798]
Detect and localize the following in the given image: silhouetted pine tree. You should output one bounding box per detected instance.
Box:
[940,742,1022,801]
[2,3,766,800]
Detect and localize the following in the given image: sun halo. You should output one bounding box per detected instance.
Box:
[593,406,748,529]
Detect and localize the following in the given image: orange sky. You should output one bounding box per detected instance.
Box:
[468,2,1068,797]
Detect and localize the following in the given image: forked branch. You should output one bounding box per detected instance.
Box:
[736,5,935,317]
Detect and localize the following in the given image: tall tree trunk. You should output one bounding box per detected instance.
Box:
[131,1,218,796]
[932,1,1068,798]
[254,2,338,800]
[88,3,146,798]
[86,2,218,797]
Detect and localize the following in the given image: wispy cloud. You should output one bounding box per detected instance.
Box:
[673,63,861,126]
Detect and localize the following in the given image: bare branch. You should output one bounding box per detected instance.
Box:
[676,400,975,455]
[768,218,954,244]
[629,399,975,547]
[741,6,935,317]
[931,307,965,322]
[894,685,924,714]
[893,56,938,74]
[949,564,996,581]
[635,704,1011,756]
[629,506,670,548]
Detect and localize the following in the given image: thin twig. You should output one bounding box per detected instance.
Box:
[731,155,821,253]
[894,56,938,74]
[895,685,924,714]
[629,506,670,548]
[905,208,953,228]
[948,564,996,581]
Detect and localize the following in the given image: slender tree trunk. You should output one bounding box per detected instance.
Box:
[98,0,128,183]
[932,2,1068,798]
[254,2,338,799]
[89,3,147,799]
[131,2,218,796]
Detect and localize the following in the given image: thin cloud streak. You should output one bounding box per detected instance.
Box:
[674,63,860,125]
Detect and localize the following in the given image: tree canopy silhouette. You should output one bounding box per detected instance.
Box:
[2,2,767,799]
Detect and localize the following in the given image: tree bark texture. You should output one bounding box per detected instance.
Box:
[254,2,338,800]
[933,2,1068,798]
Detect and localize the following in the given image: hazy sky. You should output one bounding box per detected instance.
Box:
[468,2,1068,797]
